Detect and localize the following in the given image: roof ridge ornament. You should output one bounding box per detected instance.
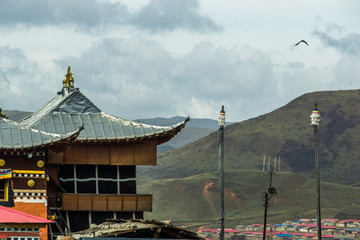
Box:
[63,66,74,89]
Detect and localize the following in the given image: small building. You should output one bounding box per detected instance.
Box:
[0,202,53,240]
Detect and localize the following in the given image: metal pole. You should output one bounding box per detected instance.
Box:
[218,106,225,240]
[314,125,321,239]
[262,171,273,240]
[263,190,268,240]
[310,102,321,240]
[218,124,225,240]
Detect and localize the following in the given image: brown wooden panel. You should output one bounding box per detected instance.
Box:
[110,144,135,165]
[137,195,152,211]
[48,150,64,164]
[107,195,123,211]
[77,195,93,211]
[62,194,78,210]
[64,144,88,164]
[123,195,137,211]
[135,140,156,165]
[54,142,157,165]
[92,195,108,211]
[62,194,152,212]
[88,144,110,165]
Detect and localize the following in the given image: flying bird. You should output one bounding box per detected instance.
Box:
[295,40,309,46]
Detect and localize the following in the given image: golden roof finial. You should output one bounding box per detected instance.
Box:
[63,66,74,88]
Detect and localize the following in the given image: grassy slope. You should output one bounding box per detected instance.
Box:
[138,90,360,225]
[138,90,360,185]
[139,170,360,227]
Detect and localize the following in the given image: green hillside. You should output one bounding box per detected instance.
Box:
[139,170,360,227]
[138,90,360,185]
[138,90,360,226]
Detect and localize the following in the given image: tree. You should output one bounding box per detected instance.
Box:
[0,108,8,118]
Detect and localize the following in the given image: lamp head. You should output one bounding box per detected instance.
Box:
[310,101,320,126]
[218,105,226,127]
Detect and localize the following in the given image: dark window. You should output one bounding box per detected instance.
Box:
[58,165,74,179]
[98,165,117,179]
[120,180,136,194]
[77,181,96,194]
[98,180,117,194]
[68,211,89,232]
[116,212,133,220]
[91,212,114,225]
[61,181,75,193]
[0,181,6,201]
[119,166,135,179]
[76,165,95,179]
[135,212,144,219]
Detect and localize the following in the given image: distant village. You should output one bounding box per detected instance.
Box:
[198,219,360,240]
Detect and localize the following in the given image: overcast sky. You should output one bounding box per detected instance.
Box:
[0,0,359,122]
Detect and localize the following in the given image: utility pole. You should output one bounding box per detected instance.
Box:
[310,102,321,240]
[218,105,225,240]
[262,156,280,240]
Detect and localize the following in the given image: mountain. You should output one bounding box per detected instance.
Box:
[136,116,234,129]
[3,110,32,122]
[137,89,360,226]
[136,117,235,153]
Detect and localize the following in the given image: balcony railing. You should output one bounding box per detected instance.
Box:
[62,193,152,212]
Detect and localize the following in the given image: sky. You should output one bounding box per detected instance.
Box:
[0,0,359,122]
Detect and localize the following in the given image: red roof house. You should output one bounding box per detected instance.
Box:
[0,205,52,240]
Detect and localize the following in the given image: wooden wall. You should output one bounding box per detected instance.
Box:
[48,140,157,165]
[62,193,152,212]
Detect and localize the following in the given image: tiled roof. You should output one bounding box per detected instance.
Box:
[0,117,81,149]
[31,112,188,143]
[20,87,188,143]
[0,205,53,223]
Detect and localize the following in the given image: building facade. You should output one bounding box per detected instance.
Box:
[17,67,188,235]
[0,117,82,240]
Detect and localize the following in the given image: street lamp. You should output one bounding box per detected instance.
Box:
[262,156,280,240]
[310,102,321,240]
[218,105,225,240]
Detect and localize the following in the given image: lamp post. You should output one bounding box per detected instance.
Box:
[262,156,280,240]
[310,102,321,240]
[218,105,225,240]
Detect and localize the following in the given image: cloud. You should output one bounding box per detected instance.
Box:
[0,0,130,29]
[54,37,280,121]
[0,46,58,111]
[313,29,360,56]
[0,0,220,33]
[130,0,222,33]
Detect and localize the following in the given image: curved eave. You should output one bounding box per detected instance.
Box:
[75,116,190,145]
[0,118,83,152]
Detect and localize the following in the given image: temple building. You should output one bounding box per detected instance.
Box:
[15,67,189,235]
[0,117,82,240]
